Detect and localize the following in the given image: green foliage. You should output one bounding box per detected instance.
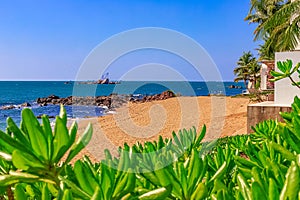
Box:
[233,51,260,90]
[270,60,300,90]
[0,105,93,199]
[246,0,300,58]
[1,98,300,199]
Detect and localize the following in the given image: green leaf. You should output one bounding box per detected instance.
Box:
[138,185,172,200]
[117,169,136,198]
[113,172,128,198]
[290,62,300,74]
[22,108,48,160]
[280,161,300,200]
[42,115,53,161]
[14,184,27,200]
[141,172,160,186]
[251,167,266,193]
[59,176,91,199]
[65,123,93,164]
[212,178,227,194]
[100,164,112,199]
[154,162,171,187]
[282,127,300,153]
[187,149,202,192]
[0,130,33,155]
[195,125,206,148]
[277,61,287,73]
[42,184,51,200]
[251,182,267,200]
[68,121,78,151]
[269,142,296,161]
[208,161,227,184]
[191,182,208,200]
[91,186,103,200]
[285,59,293,73]
[235,156,261,169]
[62,189,73,200]
[7,117,29,145]
[0,171,39,187]
[269,178,279,200]
[52,117,70,163]
[12,150,45,171]
[237,173,251,200]
[74,160,97,196]
[270,70,285,77]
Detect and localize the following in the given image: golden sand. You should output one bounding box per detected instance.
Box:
[75,96,250,161]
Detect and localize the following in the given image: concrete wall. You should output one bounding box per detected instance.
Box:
[247,102,291,133]
[275,51,300,105]
[260,63,268,90]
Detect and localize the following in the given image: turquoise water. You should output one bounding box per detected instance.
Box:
[0,81,245,130]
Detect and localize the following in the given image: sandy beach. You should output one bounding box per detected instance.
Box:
[76,96,250,161]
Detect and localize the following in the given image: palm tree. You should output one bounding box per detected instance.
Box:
[248,59,261,88]
[246,0,300,53]
[234,51,259,89]
[245,0,283,26]
[256,0,300,51]
[245,0,287,60]
[256,40,275,60]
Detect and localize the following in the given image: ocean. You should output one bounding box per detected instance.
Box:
[0,81,245,131]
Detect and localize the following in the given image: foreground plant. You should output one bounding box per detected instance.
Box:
[0,97,300,199]
[270,59,300,89]
[0,105,92,199]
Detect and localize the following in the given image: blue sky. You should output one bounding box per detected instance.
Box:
[0,0,258,81]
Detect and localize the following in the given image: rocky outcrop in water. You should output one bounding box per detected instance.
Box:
[36,94,131,109]
[1,105,16,110]
[1,102,31,110]
[37,95,112,108]
[229,85,242,89]
[21,102,31,107]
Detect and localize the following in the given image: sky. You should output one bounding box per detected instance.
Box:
[0,0,258,81]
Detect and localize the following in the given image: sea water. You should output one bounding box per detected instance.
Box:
[0,81,244,131]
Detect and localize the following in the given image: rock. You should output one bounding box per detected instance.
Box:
[103,99,111,108]
[37,97,47,104]
[36,115,55,119]
[2,105,15,110]
[229,85,242,89]
[51,99,58,104]
[21,102,31,107]
[48,94,60,99]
